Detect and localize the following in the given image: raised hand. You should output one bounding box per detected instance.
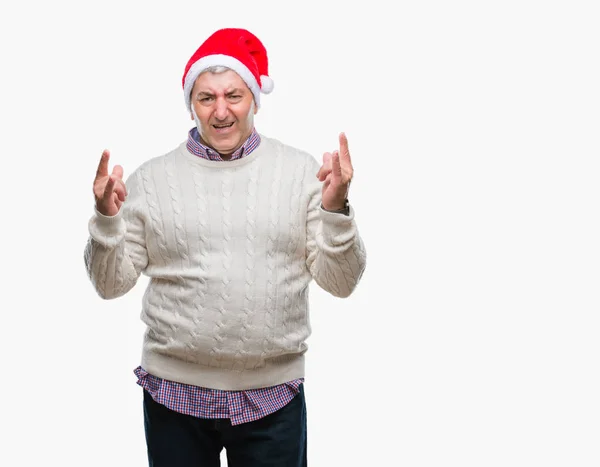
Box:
[316,132,353,211]
[94,149,127,217]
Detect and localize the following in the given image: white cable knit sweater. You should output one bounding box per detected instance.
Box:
[84,135,366,390]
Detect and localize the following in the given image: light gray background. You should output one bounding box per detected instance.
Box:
[1,0,598,465]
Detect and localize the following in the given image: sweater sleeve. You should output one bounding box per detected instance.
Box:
[305,165,367,298]
[83,170,149,299]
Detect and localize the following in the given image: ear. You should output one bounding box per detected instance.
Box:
[191,112,195,121]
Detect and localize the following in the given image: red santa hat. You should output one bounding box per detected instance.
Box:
[182,28,274,112]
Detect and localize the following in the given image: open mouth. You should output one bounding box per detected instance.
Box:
[213,122,234,129]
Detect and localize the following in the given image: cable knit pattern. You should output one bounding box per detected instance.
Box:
[236,162,259,371]
[209,171,233,368]
[165,154,190,342]
[84,135,366,390]
[140,163,175,344]
[284,152,307,349]
[259,148,283,369]
[190,166,210,366]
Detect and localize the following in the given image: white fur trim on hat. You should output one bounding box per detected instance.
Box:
[260,75,274,93]
[184,54,262,111]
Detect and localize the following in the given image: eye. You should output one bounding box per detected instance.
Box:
[199,97,213,103]
[227,94,242,101]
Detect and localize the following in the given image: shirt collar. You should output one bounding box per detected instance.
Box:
[186,127,261,161]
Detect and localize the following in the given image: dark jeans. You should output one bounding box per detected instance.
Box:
[143,384,307,467]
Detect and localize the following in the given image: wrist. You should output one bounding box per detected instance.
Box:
[321,199,349,215]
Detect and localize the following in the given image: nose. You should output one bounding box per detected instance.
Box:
[214,97,229,121]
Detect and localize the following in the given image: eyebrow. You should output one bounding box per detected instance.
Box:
[196,88,245,97]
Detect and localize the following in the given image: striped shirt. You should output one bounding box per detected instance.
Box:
[185,126,261,160]
[136,126,304,425]
[135,367,303,426]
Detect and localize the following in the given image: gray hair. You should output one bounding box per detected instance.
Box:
[202,65,231,74]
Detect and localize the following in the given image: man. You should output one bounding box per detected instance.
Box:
[84,27,366,467]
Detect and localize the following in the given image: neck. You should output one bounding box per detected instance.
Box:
[198,128,254,159]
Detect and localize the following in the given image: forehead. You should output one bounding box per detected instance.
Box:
[192,69,249,93]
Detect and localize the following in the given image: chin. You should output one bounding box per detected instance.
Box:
[213,135,240,151]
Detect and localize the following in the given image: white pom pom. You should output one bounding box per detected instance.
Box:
[260,75,274,94]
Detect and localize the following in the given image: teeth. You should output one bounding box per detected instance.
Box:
[214,123,233,128]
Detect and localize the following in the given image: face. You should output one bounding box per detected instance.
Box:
[190,70,257,155]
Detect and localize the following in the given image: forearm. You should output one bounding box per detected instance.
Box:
[307,205,367,298]
[84,209,147,299]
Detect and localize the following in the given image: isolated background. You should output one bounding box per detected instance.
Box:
[1,0,599,465]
